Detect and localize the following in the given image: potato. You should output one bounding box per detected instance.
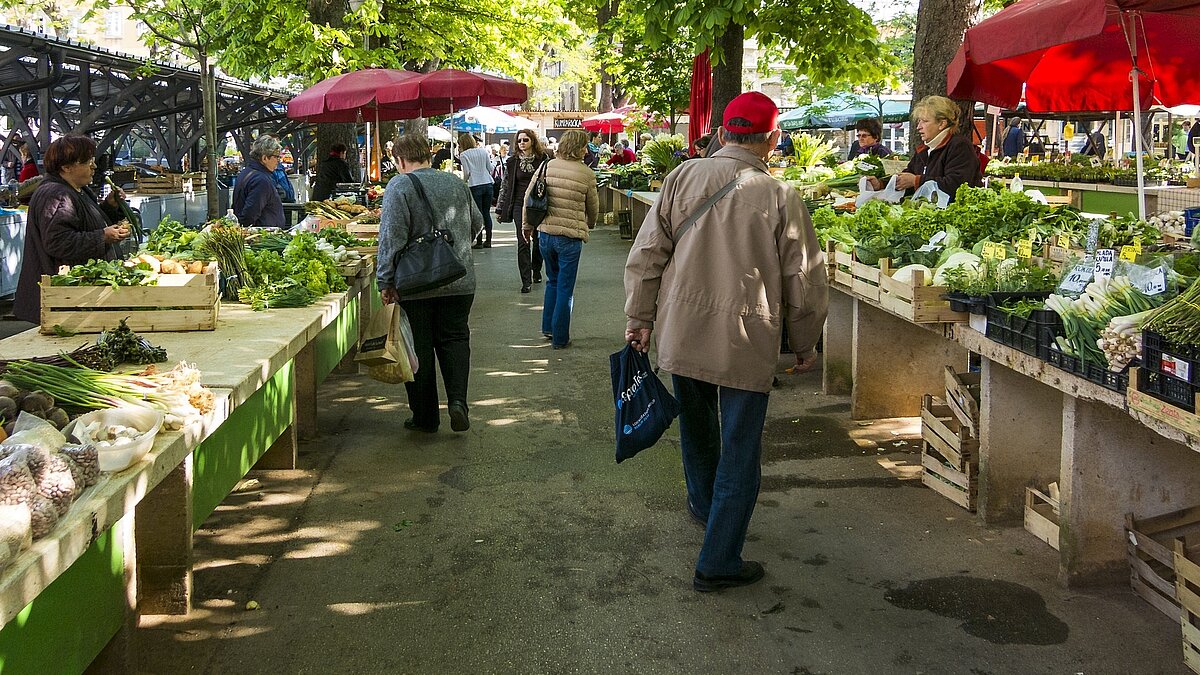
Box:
[187,260,205,274]
[160,260,186,274]
[137,254,161,273]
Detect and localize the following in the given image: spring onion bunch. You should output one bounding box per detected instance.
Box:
[1045,276,1164,369]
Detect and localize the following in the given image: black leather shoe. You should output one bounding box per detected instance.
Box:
[551,341,571,350]
[521,285,531,293]
[687,500,708,528]
[693,561,765,592]
[448,401,470,432]
[471,242,484,249]
[533,275,542,283]
[403,418,437,433]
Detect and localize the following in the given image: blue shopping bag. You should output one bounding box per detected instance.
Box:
[610,344,681,463]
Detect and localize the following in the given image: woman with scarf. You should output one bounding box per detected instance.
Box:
[496,129,548,293]
[14,135,130,323]
[868,95,982,202]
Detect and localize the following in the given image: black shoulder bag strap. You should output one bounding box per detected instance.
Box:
[671,169,758,243]
[405,171,452,242]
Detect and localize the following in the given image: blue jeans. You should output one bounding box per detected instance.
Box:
[469,184,493,244]
[538,232,582,347]
[672,375,770,577]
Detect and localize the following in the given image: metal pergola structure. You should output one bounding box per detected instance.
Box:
[0,24,309,174]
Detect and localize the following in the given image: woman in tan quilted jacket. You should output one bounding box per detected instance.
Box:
[522,129,598,349]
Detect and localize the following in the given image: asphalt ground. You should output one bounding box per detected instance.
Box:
[118,217,1186,674]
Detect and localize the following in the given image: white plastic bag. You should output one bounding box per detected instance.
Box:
[912,180,951,208]
[1,412,66,453]
[855,175,907,208]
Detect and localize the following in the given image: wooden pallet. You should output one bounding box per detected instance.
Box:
[1128,507,1200,623]
[39,262,220,334]
[1128,368,1200,439]
[1025,486,1060,550]
[920,394,978,512]
[1174,540,1200,673]
[825,242,967,323]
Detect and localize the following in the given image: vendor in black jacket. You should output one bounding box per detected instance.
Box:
[868,95,982,202]
[14,135,130,323]
[232,135,285,228]
[311,143,354,201]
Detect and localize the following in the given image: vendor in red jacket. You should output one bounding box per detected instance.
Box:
[867,95,982,202]
[606,140,637,166]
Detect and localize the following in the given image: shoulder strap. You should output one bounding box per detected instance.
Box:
[406,172,441,234]
[672,169,758,243]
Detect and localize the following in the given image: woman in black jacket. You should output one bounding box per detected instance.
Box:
[14,135,130,323]
[496,130,548,293]
[868,95,982,202]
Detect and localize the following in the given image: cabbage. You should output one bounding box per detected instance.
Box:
[892,264,934,286]
[933,252,982,286]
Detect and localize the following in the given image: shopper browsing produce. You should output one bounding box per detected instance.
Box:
[231,135,286,228]
[867,95,982,202]
[13,135,130,323]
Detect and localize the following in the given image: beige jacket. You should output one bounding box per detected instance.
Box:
[623,145,829,393]
[523,158,598,242]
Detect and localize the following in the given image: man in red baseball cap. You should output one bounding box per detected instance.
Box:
[623,92,829,592]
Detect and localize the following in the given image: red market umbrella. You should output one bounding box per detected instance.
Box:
[374,69,528,116]
[287,68,423,122]
[946,0,1200,218]
[581,105,636,134]
[688,49,712,154]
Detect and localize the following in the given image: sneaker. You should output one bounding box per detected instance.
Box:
[403,418,437,434]
[693,561,765,593]
[448,401,470,432]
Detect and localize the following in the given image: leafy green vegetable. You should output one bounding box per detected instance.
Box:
[50,259,156,289]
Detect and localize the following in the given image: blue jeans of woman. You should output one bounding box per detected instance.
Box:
[469,183,493,245]
[671,374,770,577]
[538,232,582,347]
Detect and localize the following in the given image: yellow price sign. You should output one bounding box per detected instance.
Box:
[982,242,1007,260]
[1016,239,1034,258]
[1056,234,1072,249]
[1119,245,1140,262]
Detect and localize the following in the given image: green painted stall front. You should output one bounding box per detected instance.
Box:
[315,294,361,385]
[192,361,294,529]
[0,526,126,674]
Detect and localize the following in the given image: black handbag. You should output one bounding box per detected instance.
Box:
[524,159,550,227]
[390,172,467,295]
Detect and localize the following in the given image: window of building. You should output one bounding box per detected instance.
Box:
[105,11,122,38]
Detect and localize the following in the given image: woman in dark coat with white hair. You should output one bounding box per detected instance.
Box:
[232,135,286,227]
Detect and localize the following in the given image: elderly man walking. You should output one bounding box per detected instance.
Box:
[623,92,829,592]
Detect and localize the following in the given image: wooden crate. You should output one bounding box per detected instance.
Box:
[345,220,380,237]
[336,257,375,280]
[825,242,967,323]
[1025,486,1060,550]
[944,366,981,437]
[39,262,220,334]
[135,172,205,194]
[1129,368,1200,439]
[1127,507,1200,622]
[1174,540,1200,674]
[920,394,978,512]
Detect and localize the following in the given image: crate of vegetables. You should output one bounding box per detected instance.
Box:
[40,256,219,334]
[985,299,1060,360]
[824,242,967,323]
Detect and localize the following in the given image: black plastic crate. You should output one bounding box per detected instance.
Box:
[985,302,1060,361]
[1137,369,1197,413]
[1142,330,1200,386]
[1046,347,1129,392]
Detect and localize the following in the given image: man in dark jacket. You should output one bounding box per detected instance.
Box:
[1001,117,1026,158]
[311,143,354,201]
[232,135,286,228]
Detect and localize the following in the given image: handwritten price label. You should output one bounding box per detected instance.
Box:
[1094,248,1116,278]
[982,242,1007,260]
[1056,234,1072,249]
[1060,264,1093,294]
[1119,245,1140,262]
[1016,239,1034,259]
[1143,268,1167,296]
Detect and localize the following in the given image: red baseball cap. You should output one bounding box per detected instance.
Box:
[723,92,779,134]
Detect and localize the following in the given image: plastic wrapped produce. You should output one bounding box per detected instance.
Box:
[0,504,32,568]
[29,495,58,539]
[26,448,79,517]
[0,451,36,506]
[0,412,66,453]
[60,444,100,487]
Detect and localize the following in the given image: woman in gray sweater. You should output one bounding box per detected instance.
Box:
[377,134,483,433]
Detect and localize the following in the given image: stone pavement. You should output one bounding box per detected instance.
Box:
[135,220,1185,674]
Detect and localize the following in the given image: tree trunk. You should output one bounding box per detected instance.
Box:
[710,23,744,135]
[596,0,619,112]
[404,118,429,136]
[911,0,980,147]
[199,58,220,219]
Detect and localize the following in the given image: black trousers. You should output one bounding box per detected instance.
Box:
[513,205,542,286]
[400,294,474,429]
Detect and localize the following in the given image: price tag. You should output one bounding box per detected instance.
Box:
[1094,248,1116,278]
[1016,239,1034,258]
[981,242,1007,260]
[1061,263,1093,293]
[1119,245,1140,262]
[1086,219,1101,253]
[1056,234,1072,249]
[1143,268,1167,295]
[1090,157,1102,167]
